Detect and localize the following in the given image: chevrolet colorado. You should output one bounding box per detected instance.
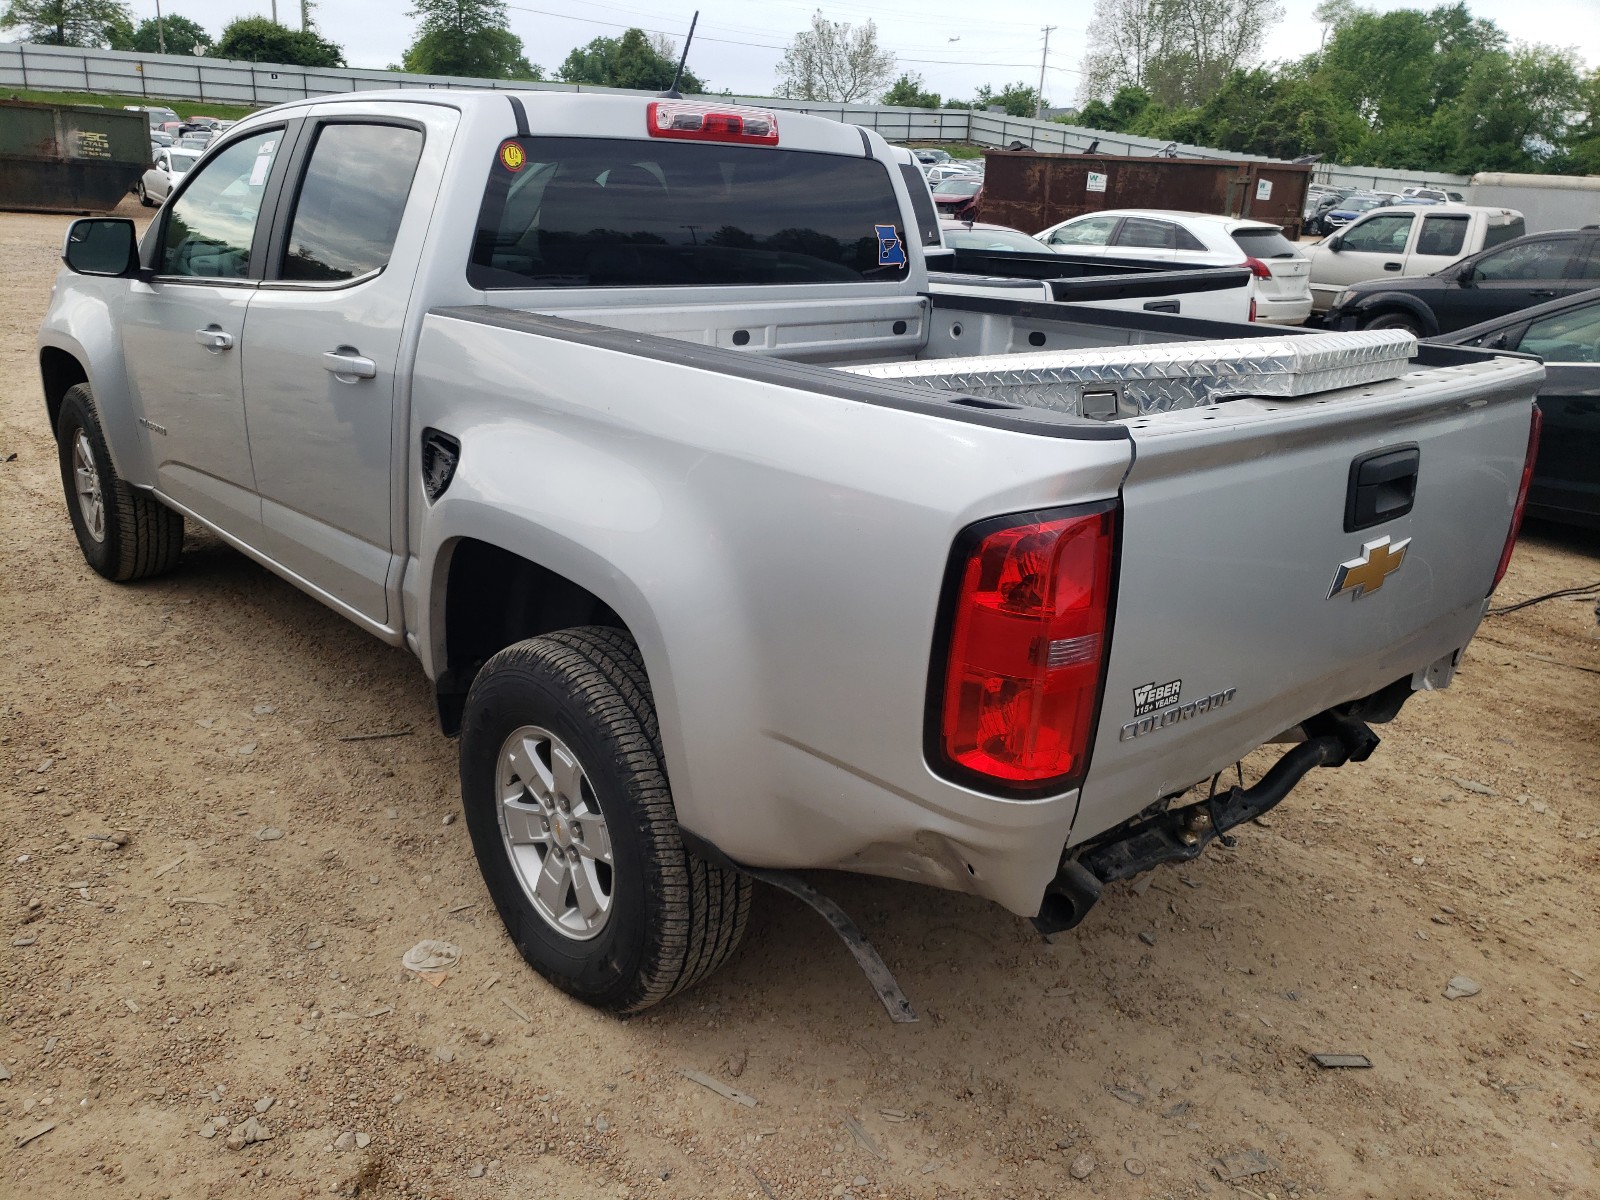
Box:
[39,90,1544,1015]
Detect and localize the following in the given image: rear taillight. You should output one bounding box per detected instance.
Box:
[934,504,1117,790]
[1241,256,1273,279]
[647,100,779,145]
[1490,405,1542,593]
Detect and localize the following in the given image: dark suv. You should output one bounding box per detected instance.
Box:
[1325,227,1600,336]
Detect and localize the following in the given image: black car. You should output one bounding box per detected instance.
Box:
[1325,226,1600,337]
[1432,288,1600,528]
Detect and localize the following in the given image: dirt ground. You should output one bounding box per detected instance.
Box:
[3,201,1598,1200]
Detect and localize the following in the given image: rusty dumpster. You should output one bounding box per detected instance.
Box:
[0,99,149,214]
[976,151,1313,239]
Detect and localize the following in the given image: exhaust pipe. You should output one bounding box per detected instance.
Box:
[1031,859,1103,934]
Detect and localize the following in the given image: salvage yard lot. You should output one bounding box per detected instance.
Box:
[2,203,1597,1200]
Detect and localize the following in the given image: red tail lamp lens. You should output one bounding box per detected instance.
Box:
[1491,404,1542,593]
[647,100,779,145]
[940,507,1116,787]
[1242,256,1274,279]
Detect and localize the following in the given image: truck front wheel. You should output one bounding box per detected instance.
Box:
[459,627,751,1013]
[54,383,184,582]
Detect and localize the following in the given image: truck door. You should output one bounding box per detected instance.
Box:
[1310,211,1415,309]
[239,105,455,627]
[120,126,291,537]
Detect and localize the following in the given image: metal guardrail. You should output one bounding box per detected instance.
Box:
[0,41,1471,192]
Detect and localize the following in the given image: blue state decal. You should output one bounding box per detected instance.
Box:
[874,224,907,267]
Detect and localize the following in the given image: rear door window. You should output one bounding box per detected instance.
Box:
[1114,217,1177,250]
[1415,214,1468,257]
[470,137,910,288]
[279,122,424,282]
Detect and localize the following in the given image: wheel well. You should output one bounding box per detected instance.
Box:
[435,538,628,735]
[40,348,88,433]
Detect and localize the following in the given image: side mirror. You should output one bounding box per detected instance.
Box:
[62,218,139,278]
[1456,262,1476,283]
[1326,235,1341,252]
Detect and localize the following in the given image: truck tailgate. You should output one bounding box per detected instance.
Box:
[1071,353,1544,843]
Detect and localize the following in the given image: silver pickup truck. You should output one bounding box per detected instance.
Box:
[39,90,1544,1017]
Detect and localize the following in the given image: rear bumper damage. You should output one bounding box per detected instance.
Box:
[1031,705,1384,935]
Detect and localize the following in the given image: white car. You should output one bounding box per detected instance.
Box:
[1034,209,1312,325]
[136,148,201,207]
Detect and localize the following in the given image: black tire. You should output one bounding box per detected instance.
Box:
[1361,311,1424,337]
[136,180,152,207]
[460,627,751,1013]
[55,383,184,582]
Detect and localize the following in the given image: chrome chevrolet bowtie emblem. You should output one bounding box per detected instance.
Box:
[1328,535,1410,600]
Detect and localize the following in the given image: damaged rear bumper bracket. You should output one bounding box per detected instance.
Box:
[1032,709,1381,935]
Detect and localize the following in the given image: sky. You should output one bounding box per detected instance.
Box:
[19,1,1600,105]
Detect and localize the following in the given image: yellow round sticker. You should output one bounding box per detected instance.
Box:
[499,140,526,172]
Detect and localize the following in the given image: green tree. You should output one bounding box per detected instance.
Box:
[1559,70,1600,174]
[1444,44,1586,172]
[881,71,939,108]
[971,81,1043,118]
[402,0,539,80]
[129,14,212,55]
[216,16,345,68]
[777,12,895,102]
[0,0,132,46]
[559,27,703,92]
[1078,84,1152,131]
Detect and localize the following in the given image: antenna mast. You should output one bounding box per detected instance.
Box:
[661,11,700,99]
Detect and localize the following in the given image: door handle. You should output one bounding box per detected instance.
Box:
[322,349,377,380]
[195,325,233,351]
[1527,289,1556,298]
[1383,261,1401,271]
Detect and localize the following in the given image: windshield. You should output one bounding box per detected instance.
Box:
[933,178,981,197]
[943,226,1043,252]
[1345,196,1388,213]
[169,152,201,173]
[470,136,911,289]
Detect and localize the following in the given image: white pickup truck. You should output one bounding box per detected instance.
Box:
[39,91,1543,1017]
[1307,204,1526,313]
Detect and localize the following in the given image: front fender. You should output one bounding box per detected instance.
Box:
[38,271,153,486]
[1345,290,1440,336]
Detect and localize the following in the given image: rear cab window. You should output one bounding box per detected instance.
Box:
[469,137,911,289]
[1483,217,1527,250]
[897,162,943,248]
[1230,227,1300,259]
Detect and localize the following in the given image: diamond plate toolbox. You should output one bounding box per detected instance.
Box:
[843,330,1418,419]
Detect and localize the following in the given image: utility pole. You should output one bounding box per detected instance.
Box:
[270,0,278,22]
[155,0,165,54]
[302,0,311,31]
[1035,26,1055,120]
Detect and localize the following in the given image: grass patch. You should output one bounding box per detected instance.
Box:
[2,87,259,120]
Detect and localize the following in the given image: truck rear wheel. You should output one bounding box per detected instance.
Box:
[459,627,751,1013]
[55,383,184,582]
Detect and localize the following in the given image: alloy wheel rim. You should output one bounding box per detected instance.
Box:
[72,431,106,544]
[494,725,615,940]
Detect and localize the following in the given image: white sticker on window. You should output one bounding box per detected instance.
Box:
[249,146,273,187]
[1087,171,1108,193]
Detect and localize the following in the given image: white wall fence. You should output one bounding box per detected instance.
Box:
[0,40,1472,194]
